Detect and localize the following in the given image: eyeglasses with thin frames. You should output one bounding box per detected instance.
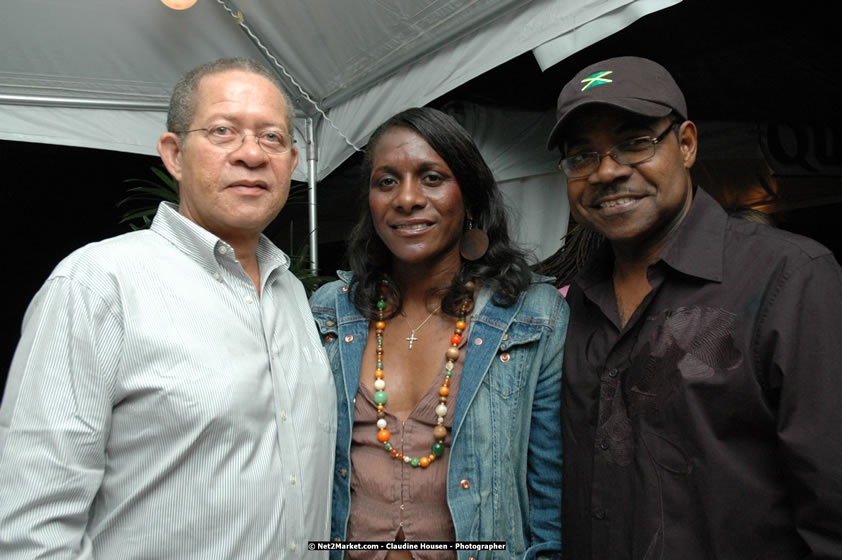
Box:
[182,125,294,155]
[558,122,679,179]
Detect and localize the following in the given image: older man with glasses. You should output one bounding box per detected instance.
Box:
[0,58,335,559]
[548,56,842,559]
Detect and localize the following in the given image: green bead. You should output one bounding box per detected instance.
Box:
[373,390,388,404]
[411,457,420,467]
[384,442,392,451]
[432,442,445,456]
[377,362,383,369]
[377,300,387,309]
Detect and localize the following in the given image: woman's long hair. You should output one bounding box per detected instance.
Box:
[346,107,531,320]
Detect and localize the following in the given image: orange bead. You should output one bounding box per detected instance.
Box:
[419,457,430,468]
[451,334,461,345]
[429,454,436,461]
[375,369,384,379]
[456,320,466,330]
[390,448,399,457]
[378,429,390,442]
[439,386,449,396]
[375,321,386,330]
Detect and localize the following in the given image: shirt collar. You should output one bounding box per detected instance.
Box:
[657,187,725,283]
[575,187,726,289]
[150,202,290,280]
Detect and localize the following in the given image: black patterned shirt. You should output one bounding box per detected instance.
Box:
[561,188,842,559]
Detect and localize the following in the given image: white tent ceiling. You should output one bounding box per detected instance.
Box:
[0,0,678,181]
[1,0,680,267]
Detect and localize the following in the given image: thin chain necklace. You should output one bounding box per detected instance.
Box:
[372,279,474,468]
[401,305,441,350]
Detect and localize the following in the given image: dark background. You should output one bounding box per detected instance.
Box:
[3,0,841,395]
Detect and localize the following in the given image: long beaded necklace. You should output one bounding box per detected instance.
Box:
[372,279,474,468]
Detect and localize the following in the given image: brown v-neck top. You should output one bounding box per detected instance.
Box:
[345,335,467,559]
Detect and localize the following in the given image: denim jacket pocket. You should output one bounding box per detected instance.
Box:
[311,307,341,359]
[489,319,547,398]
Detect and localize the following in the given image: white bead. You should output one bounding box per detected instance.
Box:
[435,404,447,417]
[404,456,411,463]
[374,379,385,390]
[437,417,445,423]
[377,418,387,429]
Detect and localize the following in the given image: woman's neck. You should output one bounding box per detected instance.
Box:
[389,253,461,307]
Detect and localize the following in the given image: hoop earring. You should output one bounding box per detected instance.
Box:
[459,217,489,261]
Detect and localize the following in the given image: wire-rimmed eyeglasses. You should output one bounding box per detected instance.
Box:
[558,122,678,179]
[182,125,294,155]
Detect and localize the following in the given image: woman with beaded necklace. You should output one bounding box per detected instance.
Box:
[310,107,566,559]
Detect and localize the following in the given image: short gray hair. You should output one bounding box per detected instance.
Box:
[167,57,295,137]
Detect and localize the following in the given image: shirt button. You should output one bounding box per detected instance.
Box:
[399,521,404,527]
[217,245,228,255]
[344,335,354,343]
[339,468,347,478]
[400,504,405,510]
[599,441,610,451]
[326,320,336,327]
[502,333,509,340]
[500,352,510,362]
[213,272,222,281]
[334,536,341,542]
[473,337,483,346]
[325,335,335,343]
[244,295,254,304]
[290,475,296,485]
[281,412,288,421]
[460,479,470,489]
[594,509,606,520]
[341,286,349,292]
[608,368,619,378]
[290,541,296,551]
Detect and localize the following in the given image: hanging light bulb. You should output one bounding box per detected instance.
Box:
[161,0,197,10]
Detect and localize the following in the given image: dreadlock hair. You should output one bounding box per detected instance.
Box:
[533,223,605,288]
[345,107,531,320]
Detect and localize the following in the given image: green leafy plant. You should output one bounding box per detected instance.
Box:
[118,166,180,230]
[119,165,334,292]
[287,222,335,293]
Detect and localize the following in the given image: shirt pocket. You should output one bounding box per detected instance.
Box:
[312,306,340,351]
[488,320,546,398]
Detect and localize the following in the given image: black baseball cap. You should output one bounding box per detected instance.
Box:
[546,56,687,149]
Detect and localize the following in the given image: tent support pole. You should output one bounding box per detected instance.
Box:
[305,116,319,276]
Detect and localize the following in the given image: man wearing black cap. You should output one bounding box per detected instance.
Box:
[549,56,842,558]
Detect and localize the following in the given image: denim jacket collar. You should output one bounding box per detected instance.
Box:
[317,271,557,439]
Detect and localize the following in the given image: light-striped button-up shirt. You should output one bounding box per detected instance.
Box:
[0,202,336,559]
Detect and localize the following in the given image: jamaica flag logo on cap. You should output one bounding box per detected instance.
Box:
[580,71,613,91]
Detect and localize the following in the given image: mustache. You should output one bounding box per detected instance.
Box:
[591,183,635,200]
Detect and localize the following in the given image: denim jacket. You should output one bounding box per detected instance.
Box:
[310,271,566,559]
